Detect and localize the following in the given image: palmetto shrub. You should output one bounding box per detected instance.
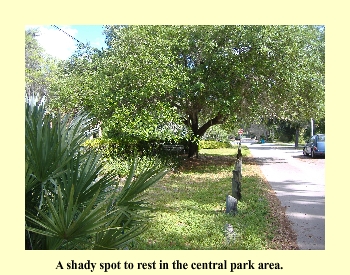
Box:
[25,96,167,249]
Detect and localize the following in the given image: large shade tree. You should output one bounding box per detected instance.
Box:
[51,25,325,157]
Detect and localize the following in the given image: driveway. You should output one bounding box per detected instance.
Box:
[243,139,325,250]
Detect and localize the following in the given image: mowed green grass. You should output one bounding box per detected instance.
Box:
[132,146,278,250]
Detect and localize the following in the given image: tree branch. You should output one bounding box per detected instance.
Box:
[197,113,226,137]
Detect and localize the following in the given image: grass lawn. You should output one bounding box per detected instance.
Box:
[131,146,295,250]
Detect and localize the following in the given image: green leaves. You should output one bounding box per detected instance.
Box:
[25,97,90,197]
[103,25,324,125]
[25,29,60,103]
[117,158,168,205]
[47,25,324,158]
[25,97,168,249]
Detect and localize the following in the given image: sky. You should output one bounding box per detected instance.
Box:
[25,25,107,60]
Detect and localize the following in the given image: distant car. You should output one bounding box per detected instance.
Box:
[303,134,325,158]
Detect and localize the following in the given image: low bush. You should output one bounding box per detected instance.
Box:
[84,138,184,177]
[198,140,232,150]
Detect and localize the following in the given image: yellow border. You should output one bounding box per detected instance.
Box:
[1,1,348,274]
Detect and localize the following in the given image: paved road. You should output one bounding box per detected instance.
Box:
[243,139,325,250]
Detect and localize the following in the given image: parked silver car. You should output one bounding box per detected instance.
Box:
[303,134,325,158]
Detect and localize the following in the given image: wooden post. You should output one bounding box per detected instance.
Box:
[226,144,242,214]
[232,145,242,200]
[232,163,242,200]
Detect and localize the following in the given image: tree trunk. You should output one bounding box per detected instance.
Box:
[188,140,199,158]
[185,112,226,158]
[186,111,200,158]
[294,127,299,148]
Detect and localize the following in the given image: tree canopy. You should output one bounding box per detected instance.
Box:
[49,25,325,157]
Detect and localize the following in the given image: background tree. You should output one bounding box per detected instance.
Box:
[25,29,58,102]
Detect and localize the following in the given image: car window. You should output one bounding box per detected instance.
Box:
[318,135,325,142]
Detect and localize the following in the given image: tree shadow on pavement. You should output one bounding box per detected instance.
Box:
[267,179,325,250]
[244,156,287,165]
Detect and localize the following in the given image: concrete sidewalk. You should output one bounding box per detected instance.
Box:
[245,141,325,250]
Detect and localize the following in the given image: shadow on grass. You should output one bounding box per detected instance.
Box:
[133,149,287,250]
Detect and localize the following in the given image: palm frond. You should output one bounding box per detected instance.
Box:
[25,96,167,249]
